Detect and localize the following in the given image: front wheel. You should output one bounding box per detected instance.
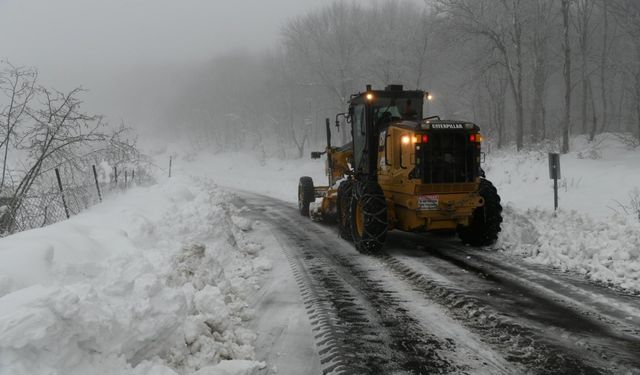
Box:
[458,178,503,246]
[350,180,388,254]
[298,177,315,217]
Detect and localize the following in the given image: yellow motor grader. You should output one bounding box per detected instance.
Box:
[298,85,502,253]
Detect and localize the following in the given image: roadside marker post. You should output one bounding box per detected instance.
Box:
[92,165,102,202]
[548,153,561,211]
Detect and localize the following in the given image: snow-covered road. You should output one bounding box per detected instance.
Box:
[237,191,640,374]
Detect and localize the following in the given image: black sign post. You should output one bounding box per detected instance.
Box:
[548,153,561,210]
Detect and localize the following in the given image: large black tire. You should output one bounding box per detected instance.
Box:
[458,178,503,246]
[336,179,353,241]
[298,177,315,217]
[350,180,388,254]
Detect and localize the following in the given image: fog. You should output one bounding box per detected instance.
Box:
[0,0,320,132]
[2,0,640,156]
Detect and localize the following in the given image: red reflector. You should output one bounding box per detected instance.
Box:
[470,134,476,142]
[422,135,429,143]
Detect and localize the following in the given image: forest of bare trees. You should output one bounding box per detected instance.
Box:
[165,0,640,158]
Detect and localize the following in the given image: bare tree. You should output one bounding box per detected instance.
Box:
[610,0,640,142]
[594,0,611,140]
[528,0,555,142]
[282,1,365,146]
[0,63,37,192]
[436,0,528,151]
[483,67,509,149]
[573,0,597,136]
[3,86,107,231]
[411,5,433,90]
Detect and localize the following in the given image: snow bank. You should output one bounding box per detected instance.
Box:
[0,177,268,375]
[497,206,640,291]
[486,134,640,293]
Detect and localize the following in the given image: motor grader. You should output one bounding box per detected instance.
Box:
[298,84,502,253]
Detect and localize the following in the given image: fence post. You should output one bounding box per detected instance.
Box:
[131,170,135,185]
[125,170,128,188]
[169,156,172,178]
[114,165,118,185]
[92,165,102,202]
[55,168,70,219]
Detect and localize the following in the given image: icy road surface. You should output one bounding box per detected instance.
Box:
[236,191,640,375]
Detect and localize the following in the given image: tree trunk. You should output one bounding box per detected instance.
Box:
[514,5,524,151]
[636,73,640,142]
[498,93,506,149]
[561,0,572,154]
[588,79,598,141]
[598,0,609,138]
[581,58,588,135]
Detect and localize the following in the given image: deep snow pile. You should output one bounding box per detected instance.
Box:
[0,176,269,375]
[168,133,640,292]
[497,206,640,291]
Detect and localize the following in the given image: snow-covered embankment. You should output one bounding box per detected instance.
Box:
[0,176,269,375]
[488,135,640,292]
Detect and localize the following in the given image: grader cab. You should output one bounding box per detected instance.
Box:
[298,85,502,253]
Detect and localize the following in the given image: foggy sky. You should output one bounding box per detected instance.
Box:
[0,0,322,130]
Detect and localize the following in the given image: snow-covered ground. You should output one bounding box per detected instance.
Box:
[172,134,640,293]
[0,176,269,375]
[488,135,640,292]
[1,133,639,374]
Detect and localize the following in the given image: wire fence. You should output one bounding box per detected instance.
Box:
[0,163,155,236]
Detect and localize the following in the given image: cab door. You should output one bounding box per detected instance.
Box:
[378,128,392,184]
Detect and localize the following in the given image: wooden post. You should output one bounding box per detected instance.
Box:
[125,170,128,188]
[169,156,172,178]
[131,170,135,184]
[55,168,70,219]
[114,166,118,185]
[92,165,102,202]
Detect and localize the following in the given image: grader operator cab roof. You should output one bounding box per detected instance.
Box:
[350,84,425,123]
[349,85,480,131]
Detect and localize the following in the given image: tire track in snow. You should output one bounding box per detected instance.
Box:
[272,217,458,374]
[377,253,604,374]
[236,192,639,374]
[382,232,640,373]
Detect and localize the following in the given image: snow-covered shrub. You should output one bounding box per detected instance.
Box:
[612,188,640,222]
[614,132,640,150]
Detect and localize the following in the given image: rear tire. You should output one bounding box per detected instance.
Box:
[337,179,353,241]
[298,177,315,217]
[350,180,388,254]
[458,178,502,246]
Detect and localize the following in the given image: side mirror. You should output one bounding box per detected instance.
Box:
[311,151,324,159]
